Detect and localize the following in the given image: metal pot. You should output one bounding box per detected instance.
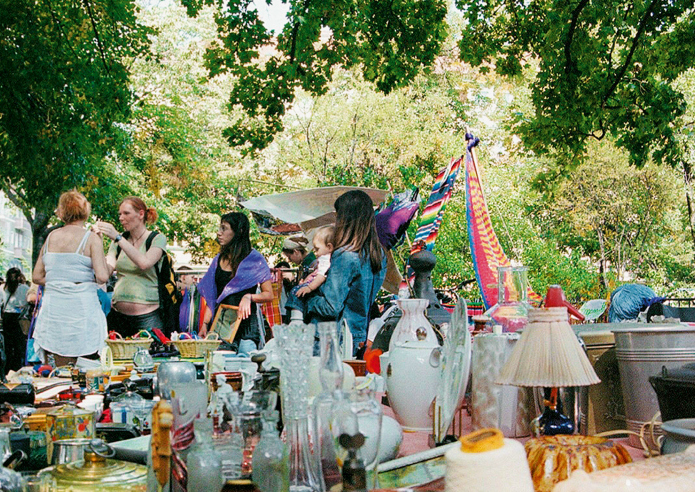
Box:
[156,361,197,399]
[36,440,147,491]
[661,418,695,454]
[51,438,95,465]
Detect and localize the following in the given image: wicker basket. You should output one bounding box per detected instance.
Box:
[173,338,222,358]
[105,338,153,360]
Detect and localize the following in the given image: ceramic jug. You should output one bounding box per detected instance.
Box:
[388,298,437,352]
[386,326,441,431]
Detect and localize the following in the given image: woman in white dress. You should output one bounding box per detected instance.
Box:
[32,191,110,366]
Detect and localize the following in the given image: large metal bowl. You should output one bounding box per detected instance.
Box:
[661,418,695,454]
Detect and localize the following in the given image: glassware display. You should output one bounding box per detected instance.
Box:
[274,322,322,492]
[332,387,383,490]
[252,410,289,492]
[313,322,344,491]
[237,391,277,478]
[434,301,472,442]
[484,266,531,332]
[389,298,437,352]
[187,417,225,492]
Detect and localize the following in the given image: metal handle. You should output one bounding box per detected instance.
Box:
[89,439,116,458]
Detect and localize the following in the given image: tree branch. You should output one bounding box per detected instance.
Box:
[601,0,658,108]
[81,0,112,77]
[564,0,590,76]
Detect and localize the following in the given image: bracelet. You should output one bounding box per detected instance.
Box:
[114,234,123,242]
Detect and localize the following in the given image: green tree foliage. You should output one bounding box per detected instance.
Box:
[456,0,695,173]
[529,140,688,293]
[0,0,152,263]
[181,0,449,154]
[112,3,246,261]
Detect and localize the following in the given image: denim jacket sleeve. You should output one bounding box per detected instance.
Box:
[306,249,358,319]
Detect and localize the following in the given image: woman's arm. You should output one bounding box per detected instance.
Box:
[32,253,47,286]
[89,233,110,284]
[199,305,213,337]
[297,274,326,297]
[237,280,273,320]
[97,222,163,271]
[306,253,355,319]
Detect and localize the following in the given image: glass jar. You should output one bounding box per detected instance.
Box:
[251,410,288,492]
[484,266,531,332]
[187,418,224,492]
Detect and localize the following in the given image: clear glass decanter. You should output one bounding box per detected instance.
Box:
[484,266,531,332]
[252,410,289,492]
[313,322,344,491]
[274,322,322,492]
[187,417,224,492]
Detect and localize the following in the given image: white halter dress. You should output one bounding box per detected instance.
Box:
[32,231,107,359]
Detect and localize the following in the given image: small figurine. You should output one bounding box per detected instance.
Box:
[208,374,239,433]
[151,400,173,487]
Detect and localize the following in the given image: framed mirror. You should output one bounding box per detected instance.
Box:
[209,304,242,343]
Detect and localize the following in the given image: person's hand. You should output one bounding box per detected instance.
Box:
[238,295,252,320]
[95,221,119,241]
[198,324,208,338]
[90,223,104,239]
[296,286,312,298]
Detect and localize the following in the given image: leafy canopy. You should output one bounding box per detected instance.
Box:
[181,0,449,154]
[0,0,152,260]
[457,0,695,173]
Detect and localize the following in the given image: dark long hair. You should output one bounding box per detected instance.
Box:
[219,212,252,276]
[333,190,384,273]
[4,268,25,295]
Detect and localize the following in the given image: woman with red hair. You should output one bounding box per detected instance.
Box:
[32,190,110,366]
[96,197,167,337]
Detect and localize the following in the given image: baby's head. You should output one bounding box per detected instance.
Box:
[312,225,335,257]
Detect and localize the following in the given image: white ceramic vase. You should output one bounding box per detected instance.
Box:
[386,299,441,432]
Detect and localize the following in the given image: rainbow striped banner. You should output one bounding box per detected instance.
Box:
[465,138,542,309]
[401,155,464,288]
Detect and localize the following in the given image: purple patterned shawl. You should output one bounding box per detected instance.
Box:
[198,249,272,313]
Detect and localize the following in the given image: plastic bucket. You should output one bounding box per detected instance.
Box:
[611,323,695,447]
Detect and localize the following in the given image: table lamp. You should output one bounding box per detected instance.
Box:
[496,305,600,435]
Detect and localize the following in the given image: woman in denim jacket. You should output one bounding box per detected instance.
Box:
[306,190,387,356]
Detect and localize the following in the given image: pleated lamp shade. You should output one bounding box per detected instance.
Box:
[496,307,600,387]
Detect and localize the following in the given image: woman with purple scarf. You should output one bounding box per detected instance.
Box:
[198,212,273,351]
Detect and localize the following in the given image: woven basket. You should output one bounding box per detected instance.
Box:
[105,338,153,360]
[173,338,221,358]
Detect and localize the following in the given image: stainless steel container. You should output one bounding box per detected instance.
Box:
[51,438,94,465]
[574,326,625,435]
[470,332,532,437]
[611,323,695,447]
[156,361,197,399]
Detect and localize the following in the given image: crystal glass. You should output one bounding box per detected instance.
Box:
[333,387,383,490]
[434,300,472,442]
[237,390,277,478]
[187,417,225,491]
[274,322,322,492]
[313,322,343,491]
[484,266,531,332]
[252,410,289,492]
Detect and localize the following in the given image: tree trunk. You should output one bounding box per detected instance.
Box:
[30,210,52,268]
[682,160,695,256]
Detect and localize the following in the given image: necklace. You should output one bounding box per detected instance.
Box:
[131,228,147,245]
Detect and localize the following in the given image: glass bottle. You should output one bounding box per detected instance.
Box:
[484,266,531,332]
[252,410,289,492]
[313,322,344,491]
[274,322,322,492]
[187,417,225,492]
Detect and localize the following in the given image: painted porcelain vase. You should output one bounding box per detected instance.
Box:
[386,299,441,432]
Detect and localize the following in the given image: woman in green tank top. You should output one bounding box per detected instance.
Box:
[96,196,166,337]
